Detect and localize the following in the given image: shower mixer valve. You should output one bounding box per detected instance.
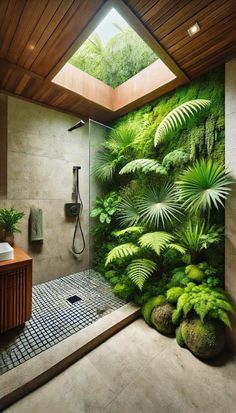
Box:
[64,202,81,217]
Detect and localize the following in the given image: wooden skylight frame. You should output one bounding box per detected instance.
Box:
[52,0,189,115]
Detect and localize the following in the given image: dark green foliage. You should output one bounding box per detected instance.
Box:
[162,149,190,171]
[167,268,190,288]
[90,192,121,224]
[150,303,175,335]
[91,67,227,311]
[166,287,184,304]
[172,283,234,327]
[0,207,24,234]
[70,29,157,88]
[141,295,166,325]
[180,317,225,359]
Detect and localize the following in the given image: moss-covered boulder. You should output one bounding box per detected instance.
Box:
[181,317,225,359]
[176,325,185,347]
[166,287,184,304]
[141,295,166,325]
[150,303,175,335]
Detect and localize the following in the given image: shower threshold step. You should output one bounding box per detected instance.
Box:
[0,303,140,411]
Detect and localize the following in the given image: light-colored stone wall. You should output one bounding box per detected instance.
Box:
[225,58,236,351]
[0,95,90,284]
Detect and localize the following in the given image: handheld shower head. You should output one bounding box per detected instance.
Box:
[68,120,85,132]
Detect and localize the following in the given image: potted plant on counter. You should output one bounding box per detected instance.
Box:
[0,207,25,245]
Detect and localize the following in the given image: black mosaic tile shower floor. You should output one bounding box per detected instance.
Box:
[0,270,125,375]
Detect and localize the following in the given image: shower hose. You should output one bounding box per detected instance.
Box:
[72,167,86,255]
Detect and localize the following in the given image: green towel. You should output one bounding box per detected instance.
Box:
[30,207,43,242]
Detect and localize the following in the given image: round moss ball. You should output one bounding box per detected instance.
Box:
[141,295,166,325]
[166,287,184,304]
[181,318,225,359]
[185,265,205,282]
[150,303,175,335]
[175,325,185,347]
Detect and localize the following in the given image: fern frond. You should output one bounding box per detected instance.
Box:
[105,243,140,266]
[113,226,145,237]
[154,99,211,146]
[126,259,157,290]
[139,231,174,255]
[120,159,166,175]
[168,243,186,255]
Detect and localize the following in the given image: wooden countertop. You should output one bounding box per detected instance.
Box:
[0,246,32,273]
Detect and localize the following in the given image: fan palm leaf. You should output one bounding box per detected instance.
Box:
[107,124,136,154]
[177,159,233,212]
[154,99,211,146]
[91,148,116,182]
[119,159,166,175]
[105,243,140,266]
[126,259,157,290]
[117,193,141,227]
[136,183,182,228]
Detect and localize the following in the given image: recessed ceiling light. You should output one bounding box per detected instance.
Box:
[28,44,35,50]
[187,22,200,37]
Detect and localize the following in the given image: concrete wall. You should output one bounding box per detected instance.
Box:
[0,95,90,285]
[225,58,236,351]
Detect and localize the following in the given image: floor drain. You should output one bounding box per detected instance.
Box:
[67,295,82,304]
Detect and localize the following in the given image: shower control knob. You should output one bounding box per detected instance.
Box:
[64,203,81,217]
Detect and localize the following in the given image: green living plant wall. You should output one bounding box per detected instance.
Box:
[90,66,235,360]
[91,66,236,360]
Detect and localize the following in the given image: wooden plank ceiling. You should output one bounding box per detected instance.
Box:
[0,0,236,122]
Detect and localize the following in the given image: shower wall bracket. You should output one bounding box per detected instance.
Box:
[64,202,81,217]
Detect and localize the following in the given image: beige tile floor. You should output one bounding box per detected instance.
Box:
[4,318,236,413]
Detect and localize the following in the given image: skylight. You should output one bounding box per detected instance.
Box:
[68,8,158,88]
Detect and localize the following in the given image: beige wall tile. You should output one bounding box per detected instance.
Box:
[0,96,91,284]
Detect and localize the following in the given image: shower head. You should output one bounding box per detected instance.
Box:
[68,120,85,132]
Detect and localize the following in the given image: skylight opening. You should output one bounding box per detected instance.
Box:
[68,8,159,88]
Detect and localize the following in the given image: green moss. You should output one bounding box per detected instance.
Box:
[150,304,175,335]
[176,325,185,347]
[104,270,117,280]
[110,276,121,285]
[141,295,166,325]
[185,265,205,282]
[181,317,225,359]
[166,287,184,304]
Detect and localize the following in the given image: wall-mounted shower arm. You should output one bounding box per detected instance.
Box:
[68,120,85,131]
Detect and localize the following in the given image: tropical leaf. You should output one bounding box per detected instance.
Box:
[168,243,186,255]
[177,159,233,212]
[91,148,116,182]
[154,99,211,146]
[136,183,182,228]
[119,159,166,175]
[107,124,136,155]
[175,221,222,256]
[126,259,157,290]
[139,231,174,255]
[117,193,141,227]
[113,226,145,237]
[105,243,140,266]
